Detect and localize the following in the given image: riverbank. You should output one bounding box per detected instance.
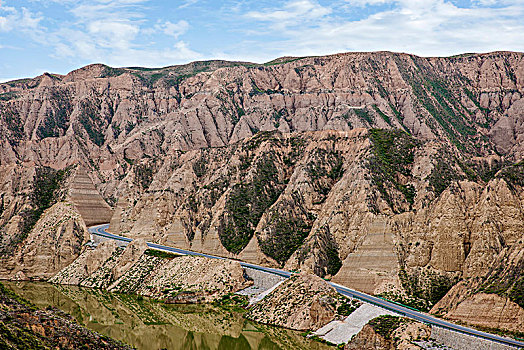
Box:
[4,281,333,350]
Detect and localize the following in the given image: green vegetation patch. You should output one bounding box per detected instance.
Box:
[0,282,37,311]
[259,213,313,265]
[37,89,72,139]
[0,91,17,101]
[367,129,418,212]
[426,153,462,196]
[391,55,481,152]
[368,315,403,340]
[0,321,47,350]
[7,167,69,255]
[372,105,391,125]
[336,298,360,317]
[354,108,373,125]
[213,293,249,312]
[219,157,284,254]
[144,249,179,259]
[192,155,207,178]
[390,267,459,311]
[1,107,24,144]
[325,240,342,277]
[100,66,126,78]
[463,88,490,116]
[497,161,524,190]
[134,162,156,190]
[79,101,106,146]
[481,258,524,308]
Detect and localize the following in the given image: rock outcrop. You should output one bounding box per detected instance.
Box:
[431,239,524,334]
[439,292,523,333]
[246,273,358,331]
[49,240,120,285]
[51,239,252,302]
[0,201,90,280]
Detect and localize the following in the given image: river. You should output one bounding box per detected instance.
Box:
[4,282,333,350]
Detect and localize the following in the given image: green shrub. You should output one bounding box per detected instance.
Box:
[134,163,155,189]
[258,215,312,265]
[0,92,17,101]
[10,167,69,254]
[368,315,403,339]
[354,108,373,125]
[325,243,342,276]
[367,129,418,212]
[2,107,24,143]
[144,249,179,259]
[36,89,72,139]
[372,105,391,125]
[219,157,283,254]
[395,267,458,311]
[497,161,524,189]
[79,101,106,146]
[337,301,358,316]
[427,156,459,196]
[192,156,207,178]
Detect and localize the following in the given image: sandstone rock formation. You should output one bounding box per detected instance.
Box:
[439,292,523,334]
[0,200,90,280]
[49,240,120,285]
[431,239,524,333]
[0,165,111,281]
[69,167,113,226]
[2,51,524,333]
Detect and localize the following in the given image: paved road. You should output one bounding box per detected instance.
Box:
[89,224,523,349]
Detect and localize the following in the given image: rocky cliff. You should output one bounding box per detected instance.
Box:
[0,165,110,280]
[1,51,524,333]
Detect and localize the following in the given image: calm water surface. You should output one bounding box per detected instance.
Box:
[5,282,333,350]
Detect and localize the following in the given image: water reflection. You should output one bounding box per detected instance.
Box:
[5,282,332,350]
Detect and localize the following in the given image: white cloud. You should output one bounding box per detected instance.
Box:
[179,0,199,9]
[246,0,331,30]
[240,0,524,57]
[344,0,391,6]
[0,5,42,33]
[14,0,201,68]
[155,20,189,39]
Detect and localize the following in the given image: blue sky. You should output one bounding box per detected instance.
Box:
[1,0,523,81]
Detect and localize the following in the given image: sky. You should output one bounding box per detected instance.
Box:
[1,0,523,82]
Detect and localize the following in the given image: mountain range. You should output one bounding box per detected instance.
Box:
[0,51,523,335]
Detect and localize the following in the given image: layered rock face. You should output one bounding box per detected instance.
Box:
[69,167,113,226]
[1,51,524,332]
[2,52,524,163]
[431,239,524,333]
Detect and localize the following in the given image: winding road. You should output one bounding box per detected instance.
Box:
[90,223,523,349]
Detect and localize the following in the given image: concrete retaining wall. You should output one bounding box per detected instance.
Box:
[431,326,521,350]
